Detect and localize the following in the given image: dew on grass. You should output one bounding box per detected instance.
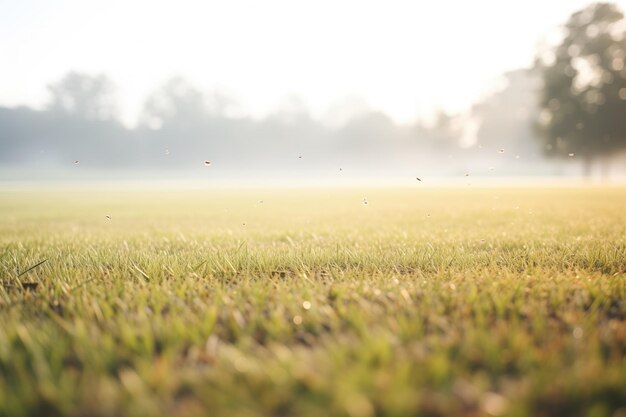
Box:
[573,327,583,339]
[481,392,509,416]
[293,315,303,325]
[302,301,311,310]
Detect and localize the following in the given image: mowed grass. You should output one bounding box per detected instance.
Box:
[0,186,625,417]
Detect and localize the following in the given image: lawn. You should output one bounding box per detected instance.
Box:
[0,186,625,417]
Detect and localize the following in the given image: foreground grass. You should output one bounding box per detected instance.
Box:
[0,186,625,417]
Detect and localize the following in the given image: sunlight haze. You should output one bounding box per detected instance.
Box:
[3,0,625,126]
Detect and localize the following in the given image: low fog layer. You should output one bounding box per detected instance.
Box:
[0,70,584,181]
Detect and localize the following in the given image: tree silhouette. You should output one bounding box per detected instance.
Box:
[47,72,118,121]
[536,2,626,176]
[139,77,207,129]
[472,69,539,155]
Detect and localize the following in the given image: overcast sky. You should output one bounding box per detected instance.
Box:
[1,0,625,126]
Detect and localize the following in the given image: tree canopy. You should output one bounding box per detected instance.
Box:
[536,2,626,165]
[47,72,118,121]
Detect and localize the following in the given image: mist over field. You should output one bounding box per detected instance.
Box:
[2,2,626,182]
[3,68,625,182]
[0,69,544,181]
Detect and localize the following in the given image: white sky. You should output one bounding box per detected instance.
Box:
[1,0,625,126]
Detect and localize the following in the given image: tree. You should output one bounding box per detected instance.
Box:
[471,69,540,154]
[47,72,118,121]
[535,2,626,176]
[427,110,462,152]
[139,77,208,129]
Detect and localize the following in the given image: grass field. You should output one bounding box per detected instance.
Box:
[0,186,625,417]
